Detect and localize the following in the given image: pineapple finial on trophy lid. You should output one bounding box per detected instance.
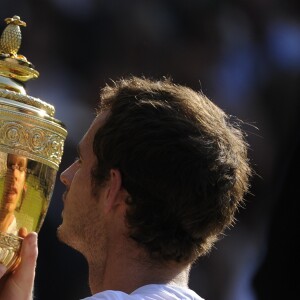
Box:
[0,15,55,116]
[0,15,26,56]
[0,15,39,87]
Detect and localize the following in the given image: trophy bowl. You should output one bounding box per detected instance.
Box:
[0,16,67,273]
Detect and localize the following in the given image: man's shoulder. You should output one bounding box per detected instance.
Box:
[81,284,204,300]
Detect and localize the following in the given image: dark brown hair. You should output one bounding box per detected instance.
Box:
[92,76,251,263]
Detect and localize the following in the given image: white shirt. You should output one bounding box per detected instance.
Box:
[81,284,204,300]
[6,215,18,235]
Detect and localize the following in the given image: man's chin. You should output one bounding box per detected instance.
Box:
[56,224,80,252]
[56,224,67,243]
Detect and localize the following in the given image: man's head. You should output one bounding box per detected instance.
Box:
[2,154,27,213]
[89,76,251,263]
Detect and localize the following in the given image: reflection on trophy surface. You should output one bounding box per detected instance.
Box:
[0,153,56,238]
[0,154,28,235]
[0,15,67,273]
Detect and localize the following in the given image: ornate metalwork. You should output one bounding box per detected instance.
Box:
[0,15,67,273]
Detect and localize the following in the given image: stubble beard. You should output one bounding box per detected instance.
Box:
[57,204,108,265]
[56,214,88,254]
[56,191,68,246]
[57,187,109,275]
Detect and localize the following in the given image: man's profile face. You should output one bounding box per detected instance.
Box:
[57,111,110,258]
[2,154,27,213]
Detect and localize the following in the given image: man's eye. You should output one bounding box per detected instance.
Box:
[7,164,27,172]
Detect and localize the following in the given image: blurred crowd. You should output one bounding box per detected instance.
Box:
[1,0,299,299]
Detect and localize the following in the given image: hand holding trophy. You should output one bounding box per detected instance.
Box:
[0,15,67,275]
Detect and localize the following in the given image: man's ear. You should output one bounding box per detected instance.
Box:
[104,169,127,213]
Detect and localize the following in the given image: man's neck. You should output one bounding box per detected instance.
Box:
[0,212,14,232]
[86,242,190,295]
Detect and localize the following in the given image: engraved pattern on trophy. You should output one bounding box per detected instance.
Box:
[0,15,67,273]
[0,119,65,170]
[0,231,20,249]
[0,231,21,269]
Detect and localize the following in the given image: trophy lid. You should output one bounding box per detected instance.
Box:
[0,15,55,116]
[0,16,67,170]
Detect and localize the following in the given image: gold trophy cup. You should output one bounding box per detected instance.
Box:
[0,16,67,273]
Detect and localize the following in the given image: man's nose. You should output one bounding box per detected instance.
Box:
[60,163,76,186]
[60,170,68,185]
[11,168,20,179]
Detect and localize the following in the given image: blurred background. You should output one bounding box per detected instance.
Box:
[1,0,299,299]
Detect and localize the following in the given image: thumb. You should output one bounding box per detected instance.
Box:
[13,232,38,289]
[0,232,38,300]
